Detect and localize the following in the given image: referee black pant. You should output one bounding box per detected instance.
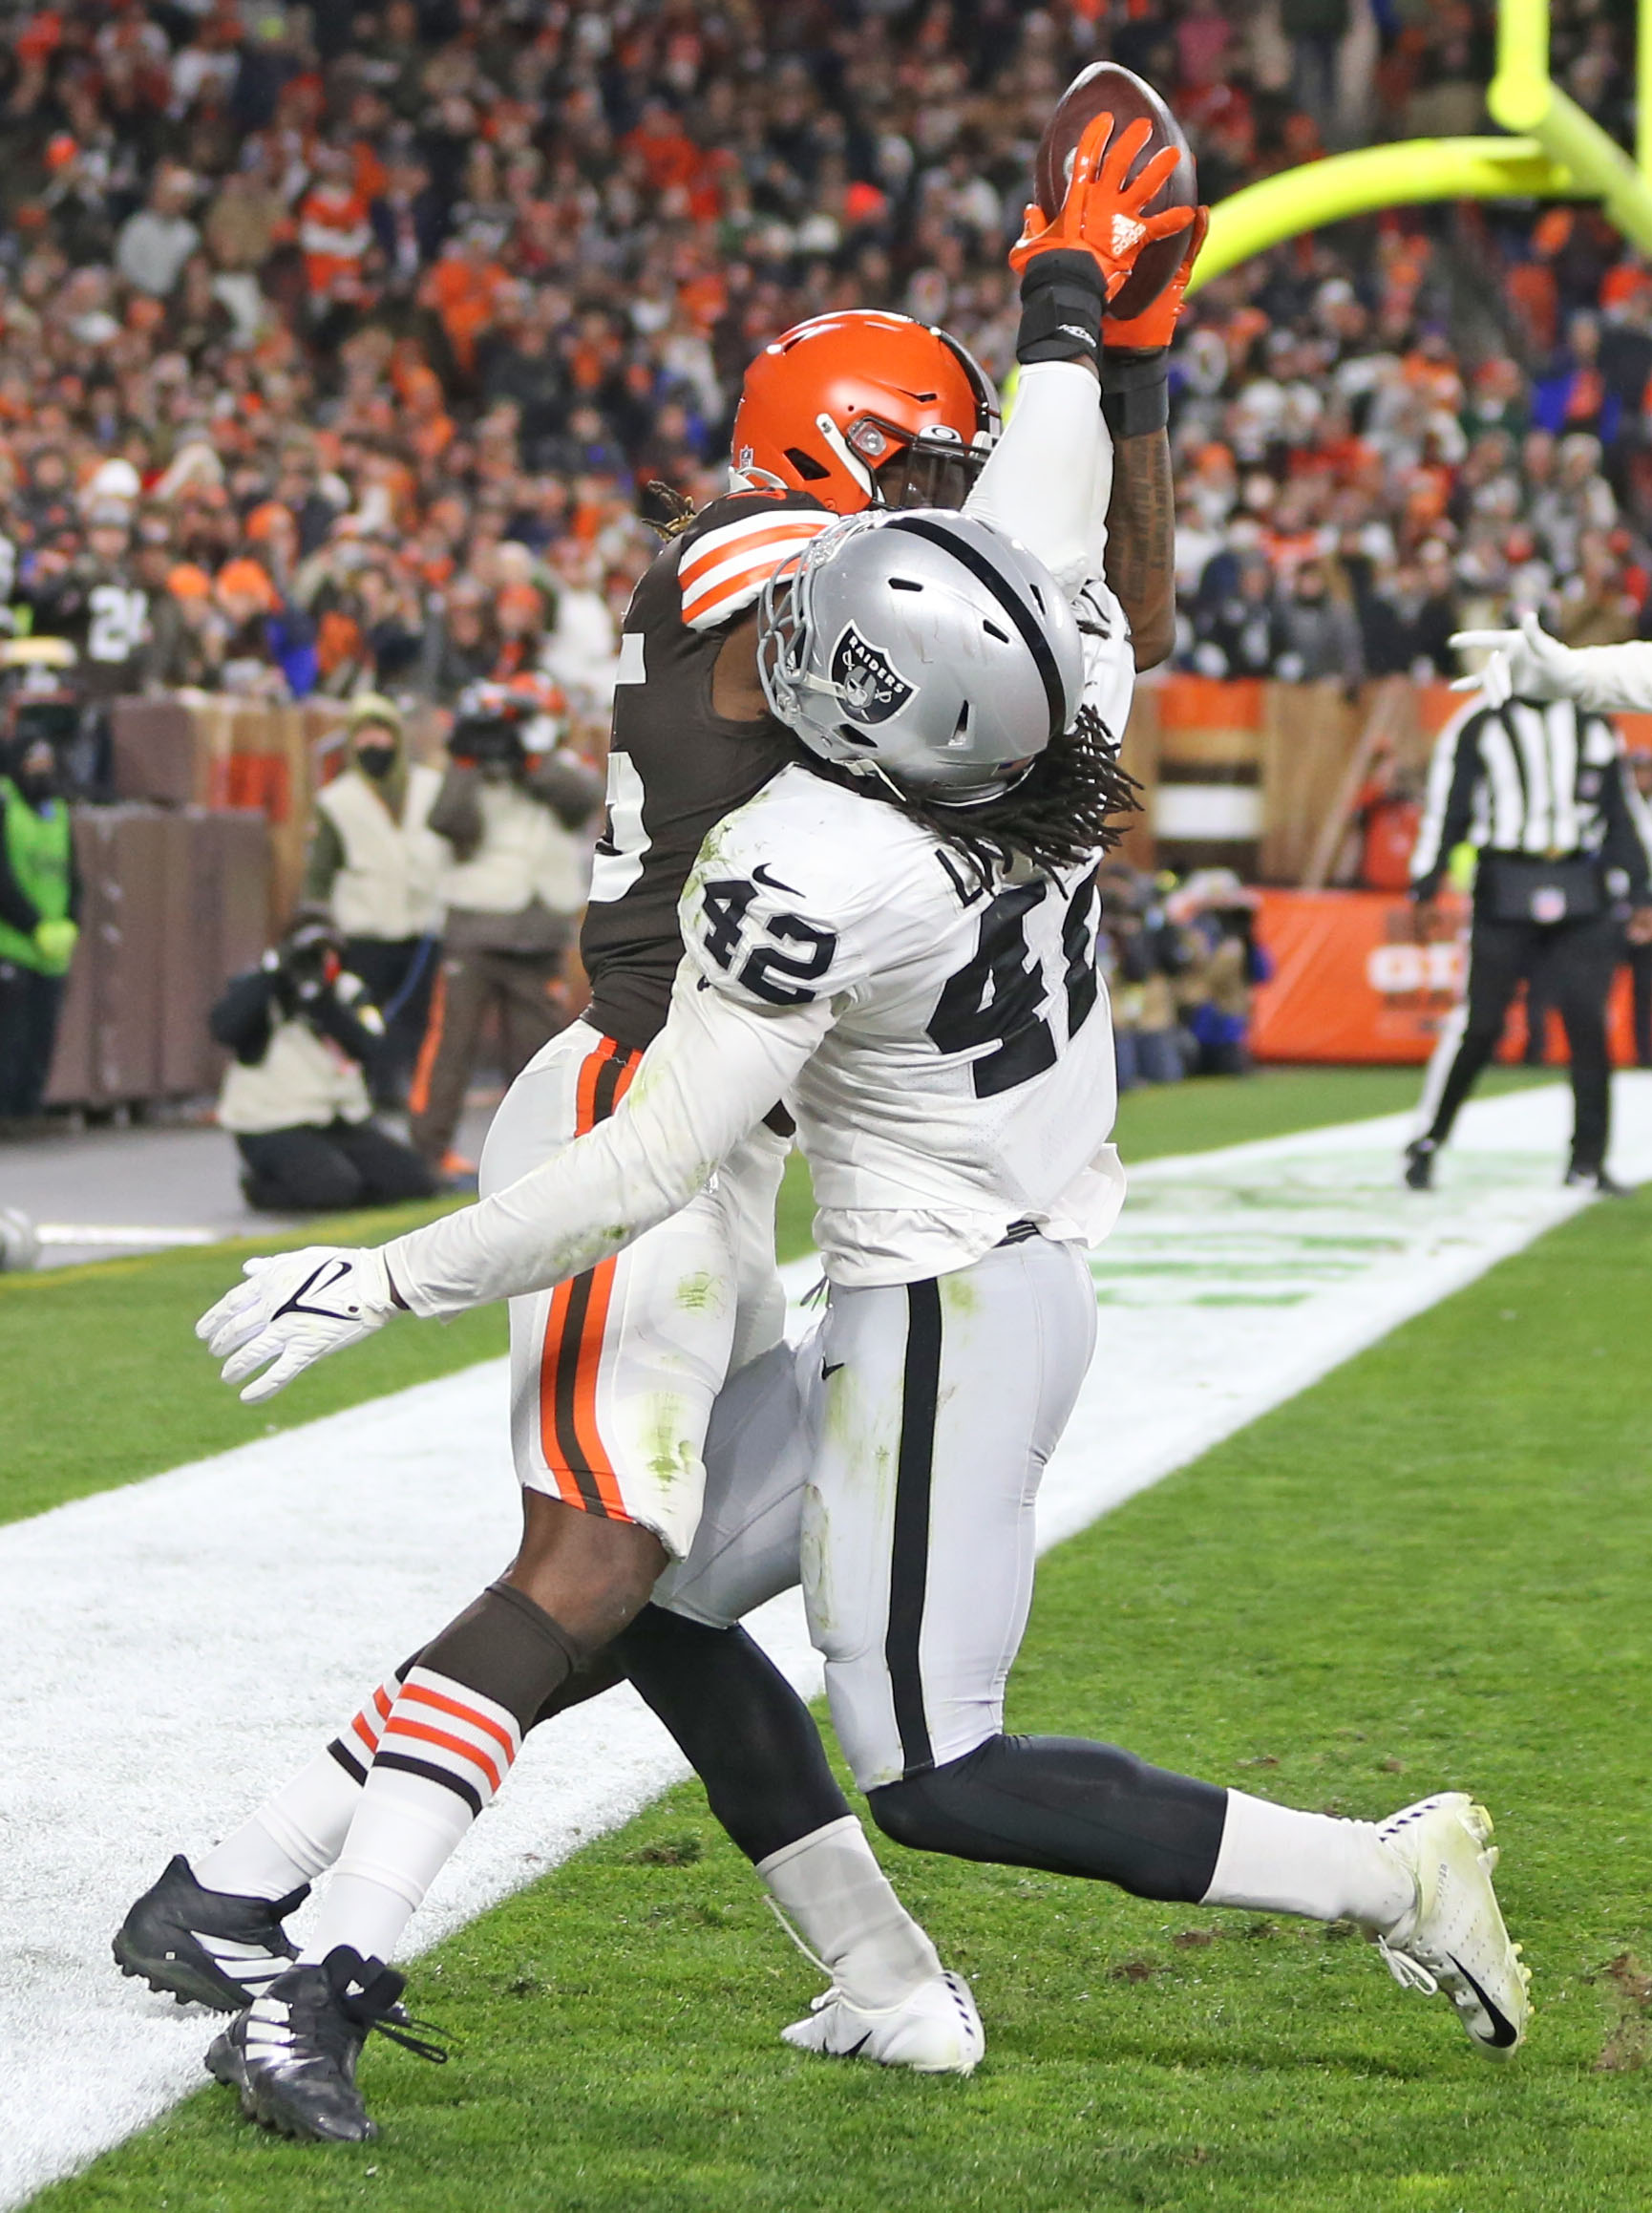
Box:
[1423,910,1618,1169]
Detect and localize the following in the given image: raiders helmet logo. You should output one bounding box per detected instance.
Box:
[830,623,915,725]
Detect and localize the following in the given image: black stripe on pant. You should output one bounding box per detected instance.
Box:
[885,1279,942,1779]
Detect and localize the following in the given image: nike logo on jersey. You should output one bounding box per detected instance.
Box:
[274,1259,360,1323]
[752,862,802,896]
[821,1360,845,1379]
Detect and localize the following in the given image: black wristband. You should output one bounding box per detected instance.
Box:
[1016,249,1106,366]
[1100,346,1170,437]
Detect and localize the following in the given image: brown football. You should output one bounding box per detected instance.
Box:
[1032,61,1197,322]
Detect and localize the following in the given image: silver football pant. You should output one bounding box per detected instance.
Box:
[657,1233,1098,1791]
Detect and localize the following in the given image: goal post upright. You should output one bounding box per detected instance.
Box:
[1186,0,1652,297]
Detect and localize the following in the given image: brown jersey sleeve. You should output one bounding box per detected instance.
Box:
[579,489,829,1053]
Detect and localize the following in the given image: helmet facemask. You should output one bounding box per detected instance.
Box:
[837,415,990,512]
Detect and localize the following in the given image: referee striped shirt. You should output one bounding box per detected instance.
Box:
[1409,693,1652,903]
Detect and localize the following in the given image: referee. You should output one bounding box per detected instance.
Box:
[1404,687,1652,1194]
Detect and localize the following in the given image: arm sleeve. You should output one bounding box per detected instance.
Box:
[1557,641,1652,715]
[209,968,282,1062]
[311,973,393,1077]
[426,764,483,858]
[964,361,1102,596]
[0,812,40,935]
[302,811,345,905]
[382,970,833,1316]
[1409,707,1484,897]
[1595,729,1652,904]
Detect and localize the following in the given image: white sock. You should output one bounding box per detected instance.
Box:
[305,1766,477,1964]
[758,1816,942,2010]
[197,1749,363,1902]
[301,1667,521,1966]
[195,1668,406,1902]
[1201,1791,1415,1930]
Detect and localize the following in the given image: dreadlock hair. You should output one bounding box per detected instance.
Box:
[641,480,698,540]
[806,704,1139,887]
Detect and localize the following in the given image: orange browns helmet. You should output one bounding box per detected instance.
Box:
[730,311,1000,516]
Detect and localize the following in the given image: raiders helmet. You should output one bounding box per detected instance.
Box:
[756,509,1083,805]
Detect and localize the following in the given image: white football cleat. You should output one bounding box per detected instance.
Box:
[1372,1793,1531,2057]
[782,1968,984,2075]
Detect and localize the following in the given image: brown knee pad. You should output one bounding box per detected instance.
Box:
[417,1581,585,1734]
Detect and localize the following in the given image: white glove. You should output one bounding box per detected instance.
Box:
[198,1245,401,1404]
[1449,611,1580,708]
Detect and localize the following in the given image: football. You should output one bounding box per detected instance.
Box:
[1033,61,1197,322]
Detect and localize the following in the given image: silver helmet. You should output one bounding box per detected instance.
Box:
[756,508,1083,806]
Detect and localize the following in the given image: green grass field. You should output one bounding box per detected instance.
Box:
[18,1060,1648,2213]
[0,1063,1540,1530]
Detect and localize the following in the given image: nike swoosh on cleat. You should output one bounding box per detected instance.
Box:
[842,2032,873,2057]
[1448,1953,1520,2047]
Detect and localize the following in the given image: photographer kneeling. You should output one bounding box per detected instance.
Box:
[213,913,437,1213]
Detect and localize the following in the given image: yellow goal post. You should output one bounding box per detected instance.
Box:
[1187,0,1652,296]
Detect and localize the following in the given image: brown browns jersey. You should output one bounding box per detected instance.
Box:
[581,488,837,1053]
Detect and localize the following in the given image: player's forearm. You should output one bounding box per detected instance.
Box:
[382,976,825,1316]
[1559,641,1652,715]
[964,361,1101,596]
[1102,431,1175,670]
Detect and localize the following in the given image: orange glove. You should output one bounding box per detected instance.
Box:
[1103,203,1210,353]
[1009,112,1196,300]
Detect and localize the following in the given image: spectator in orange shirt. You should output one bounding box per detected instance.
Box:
[622,100,703,199]
[299,146,373,303]
[420,229,508,380]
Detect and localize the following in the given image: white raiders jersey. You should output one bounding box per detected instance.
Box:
[679,761,1126,1284]
[388,754,1129,1320]
[385,535,1136,1318]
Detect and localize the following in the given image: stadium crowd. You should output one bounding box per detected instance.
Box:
[0,0,1641,724]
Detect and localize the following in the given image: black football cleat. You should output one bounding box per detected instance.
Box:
[1403,1138,1438,1191]
[114,1855,307,2011]
[207,1947,446,2143]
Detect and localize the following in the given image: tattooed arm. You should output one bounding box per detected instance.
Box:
[1097,211,1206,673]
[1104,429,1176,671]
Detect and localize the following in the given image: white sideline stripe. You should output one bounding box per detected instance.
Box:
[2,1077,1648,2206]
[35,1225,222,1250]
